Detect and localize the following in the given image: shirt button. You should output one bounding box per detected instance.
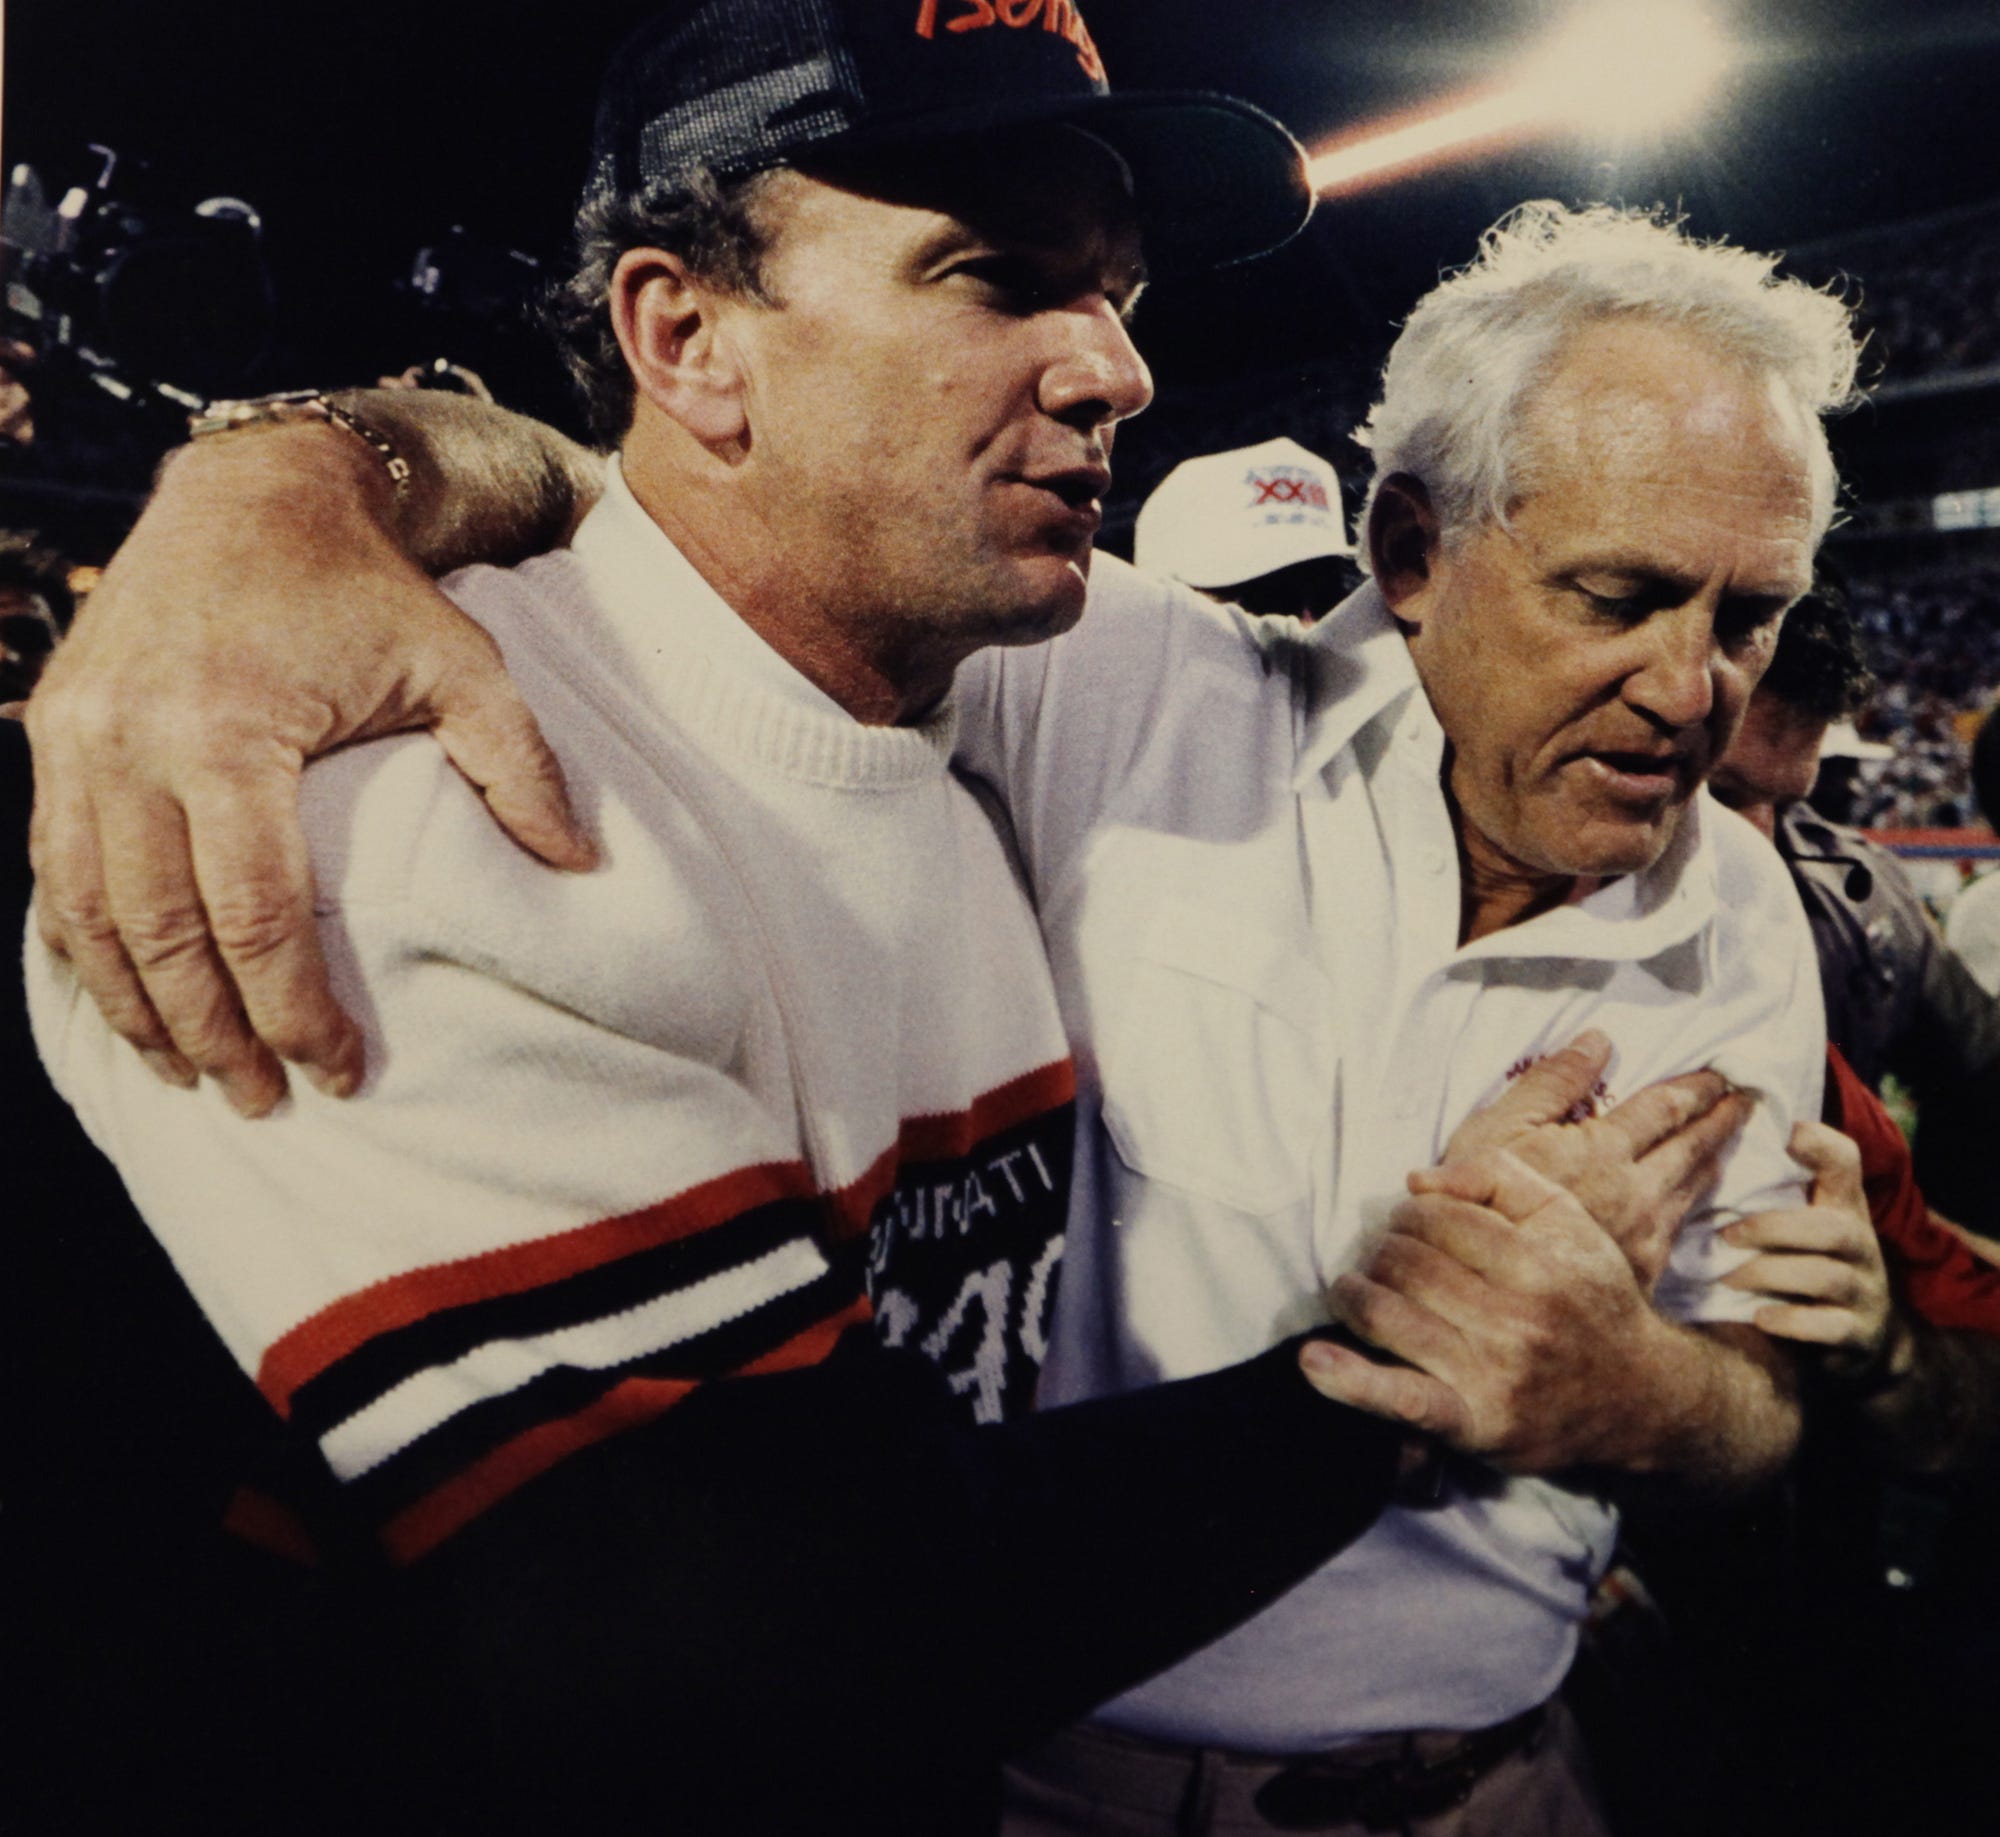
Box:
[1420,848,1446,875]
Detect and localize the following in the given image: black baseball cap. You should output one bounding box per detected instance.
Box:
[585,0,1314,274]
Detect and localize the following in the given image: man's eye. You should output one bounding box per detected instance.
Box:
[955,257,1033,293]
[1579,587,1646,622]
[953,256,1060,310]
[1716,599,1785,647]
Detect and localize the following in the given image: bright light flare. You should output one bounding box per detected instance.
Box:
[1520,0,1732,136]
[1308,0,1735,198]
[1308,90,1545,196]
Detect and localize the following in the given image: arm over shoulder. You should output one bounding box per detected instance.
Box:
[27,702,834,1565]
[954,556,1292,900]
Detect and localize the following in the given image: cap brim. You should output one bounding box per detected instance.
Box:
[805,89,1313,276]
[1072,92,1315,274]
[1138,508,1352,587]
[1819,721,1895,762]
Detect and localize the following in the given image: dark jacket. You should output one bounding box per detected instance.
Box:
[1779,803,2000,1235]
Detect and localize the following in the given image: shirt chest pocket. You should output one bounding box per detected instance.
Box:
[1096,903,1333,1216]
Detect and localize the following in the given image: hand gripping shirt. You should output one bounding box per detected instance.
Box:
[957,559,1825,1750]
[27,467,1075,1564]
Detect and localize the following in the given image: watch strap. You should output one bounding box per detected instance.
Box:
[189,390,413,499]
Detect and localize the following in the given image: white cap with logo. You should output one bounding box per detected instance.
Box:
[1133,435,1352,590]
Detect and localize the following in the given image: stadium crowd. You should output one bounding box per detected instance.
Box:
[1794,202,2000,385]
[1840,564,2000,830]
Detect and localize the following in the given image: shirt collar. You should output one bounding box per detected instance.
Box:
[1457,796,1720,967]
[1291,579,1423,791]
[559,458,957,787]
[1290,578,1722,968]
[570,457,854,721]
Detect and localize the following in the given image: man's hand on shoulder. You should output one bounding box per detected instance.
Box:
[26,405,599,1117]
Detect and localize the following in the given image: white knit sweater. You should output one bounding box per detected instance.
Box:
[29,469,1075,1561]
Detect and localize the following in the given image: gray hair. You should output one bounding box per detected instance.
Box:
[1352,200,1863,561]
[539,165,784,448]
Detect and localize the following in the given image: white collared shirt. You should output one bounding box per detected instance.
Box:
[959,558,1824,1748]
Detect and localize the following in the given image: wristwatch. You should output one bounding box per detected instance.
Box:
[188,389,413,499]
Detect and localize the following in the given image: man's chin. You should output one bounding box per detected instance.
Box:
[983,555,1091,648]
[1549,804,1686,879]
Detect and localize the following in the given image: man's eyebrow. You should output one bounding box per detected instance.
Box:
[907,220,985,272]
[910,221,1150,312]
[1555,555,1806,605]
[1555,552,1696,587]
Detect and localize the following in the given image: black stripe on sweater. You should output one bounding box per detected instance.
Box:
[338,1254,867,1527]
[290,1194,834,1443]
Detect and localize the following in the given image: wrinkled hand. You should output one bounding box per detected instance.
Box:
[1722,1121,1896,1376]
[26,426,593,1117]
[1299,1146,1690,1473]
[1426,1029,1753,1293]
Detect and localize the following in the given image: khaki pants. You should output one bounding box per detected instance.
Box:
[1000,1698,1611,1837]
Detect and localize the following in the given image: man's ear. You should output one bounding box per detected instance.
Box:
[610,247,748,447]
[1366,474,1443,625]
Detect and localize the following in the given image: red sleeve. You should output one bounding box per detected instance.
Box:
[1824,1045,2000,1334]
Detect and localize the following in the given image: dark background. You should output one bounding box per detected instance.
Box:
[8,0,1999,402]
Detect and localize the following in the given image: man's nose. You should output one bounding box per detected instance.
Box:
[1040,299,1154,429]
[1628,602,1719,730]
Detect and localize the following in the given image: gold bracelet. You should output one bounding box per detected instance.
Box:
[188,389,413,500]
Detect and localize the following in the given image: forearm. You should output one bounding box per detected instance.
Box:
[967,1334,1401,1744]
[325,389,606,573]
[419,1336,1399,1824]
[145,394,604,590]
[146,417,405,580]
[1601,1318,1802,1501]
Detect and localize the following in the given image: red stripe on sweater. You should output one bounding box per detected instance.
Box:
[380,1293,873,1564]
[257,1158,818,1417]
[827,1057,1077,1239]
[901,1057,1076,1162]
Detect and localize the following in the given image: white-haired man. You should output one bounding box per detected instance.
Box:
[29,202,1861,1832]
[966,201,1852,1833]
